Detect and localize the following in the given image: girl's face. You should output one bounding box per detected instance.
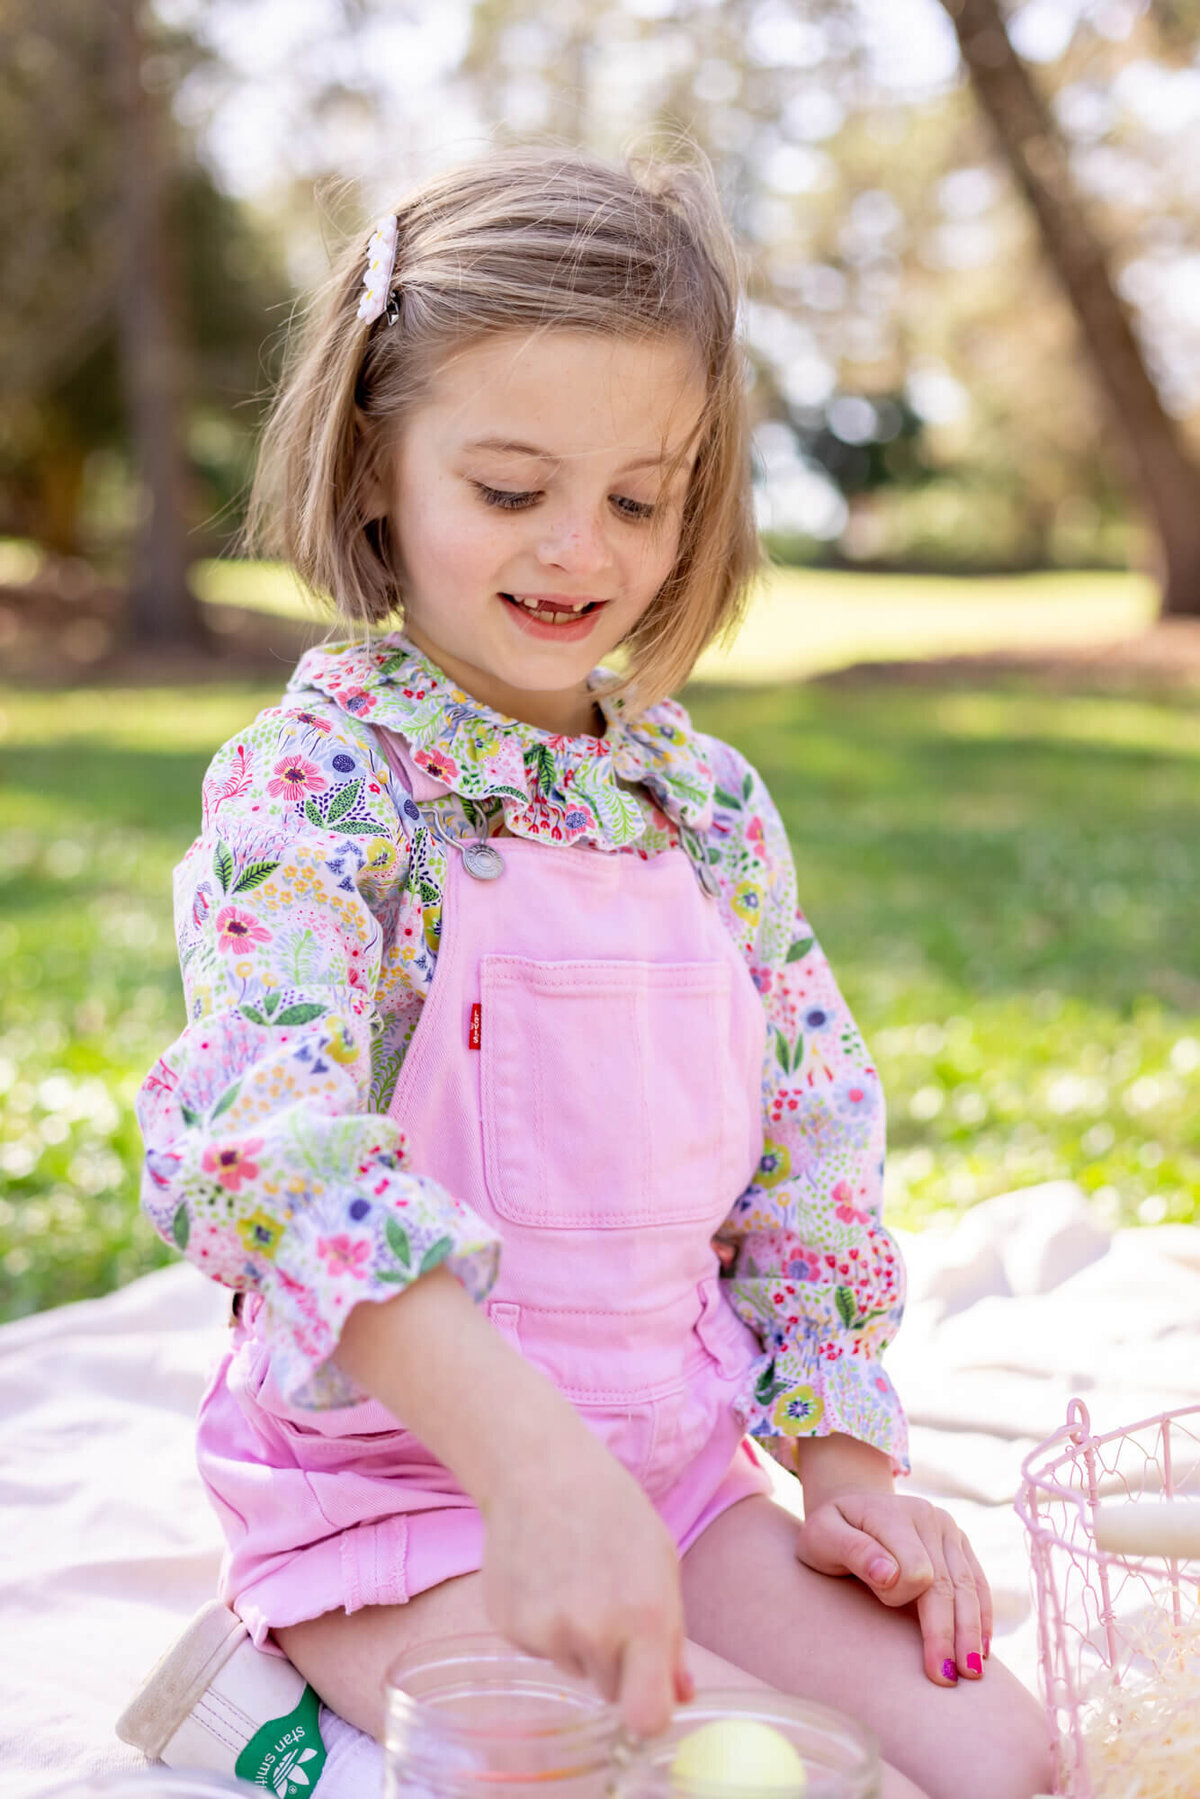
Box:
[386,329,707,736]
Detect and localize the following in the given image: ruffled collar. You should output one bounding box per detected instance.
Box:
[287,632,714,850]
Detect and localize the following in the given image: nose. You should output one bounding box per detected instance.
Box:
[535,503,615,578]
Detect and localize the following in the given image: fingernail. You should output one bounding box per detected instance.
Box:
[966,1652,983,1676]
[868,1556,896,1584]
[941,1658,959,1683]
[983,1635,990,1660]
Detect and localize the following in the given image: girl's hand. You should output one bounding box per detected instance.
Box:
[482,1426,694,1739]
[793,1491,993,1686]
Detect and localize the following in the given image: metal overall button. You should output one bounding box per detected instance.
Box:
[429,804,506,881]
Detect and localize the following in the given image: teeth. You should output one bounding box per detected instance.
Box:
[508,594,592,622]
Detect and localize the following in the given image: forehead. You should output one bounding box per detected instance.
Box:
[421,330,707,463]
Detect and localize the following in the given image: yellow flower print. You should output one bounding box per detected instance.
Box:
[423,904,442,955]
[365,837,398,879]
[757,1139,792,1187]
[773,1386,825,1436]
[324,1016,358,1065]
[237,1208,285,1260]
[731,881,763,924]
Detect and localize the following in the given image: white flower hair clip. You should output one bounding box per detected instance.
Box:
[356,214,400,325]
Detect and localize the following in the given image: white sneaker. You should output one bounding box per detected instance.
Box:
[116,1602,328,1796]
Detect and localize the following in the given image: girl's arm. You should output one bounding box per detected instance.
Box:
[334,1264,695,1738]
[136,698,500,1409]
[702,740,910,1482]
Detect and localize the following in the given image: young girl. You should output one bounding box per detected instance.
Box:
[127,148,1052,1799]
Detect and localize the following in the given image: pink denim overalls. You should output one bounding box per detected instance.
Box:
[196,728,772,1648]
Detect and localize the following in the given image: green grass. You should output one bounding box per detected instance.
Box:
[189,557,1159,680]
[1,655,1197,1321]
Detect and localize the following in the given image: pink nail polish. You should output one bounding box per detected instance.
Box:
[941,1658,958,1683]
[966,1652,982,1676]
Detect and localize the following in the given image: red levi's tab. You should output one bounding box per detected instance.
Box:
[468,1003,482,1050]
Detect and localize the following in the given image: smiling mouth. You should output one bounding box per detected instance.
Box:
[499,593,606,622]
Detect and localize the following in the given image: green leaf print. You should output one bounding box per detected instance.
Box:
[305,798,324,829]
[172,1205,190,1251]
[385,1214,411,1268]
[742,769,754,803]
[713,786,743,811]
[263,991,283,1017]
[326,778,362,825]
[529,744,557,795]
[213,841,233,894]
[774,1029,791,1073]
[419,1235,454,1275]
[211,1080,242,1120]
[180,1103,199,1127]
[754,1362,787,1406]
[835,1285,858,1331]
[790,1034,805,1074]
[333,819,377,835]
[273,1003,327,1026]
[376,1268,409,1284]
[239,1005,266,1025]
[786,936,815,964]
[232,859,280,895]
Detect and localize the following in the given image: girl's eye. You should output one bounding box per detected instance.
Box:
[471,482,656,522]
[612,495,656,522]
[474,483,539,511]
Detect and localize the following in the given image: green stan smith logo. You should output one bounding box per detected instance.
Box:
[235,1683,327,1797]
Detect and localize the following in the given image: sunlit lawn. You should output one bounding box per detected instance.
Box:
[192,557,1159,680]
[1,579,1197,1318]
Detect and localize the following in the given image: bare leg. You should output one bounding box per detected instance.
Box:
[680,1493,1054,1799]
[276,1570,928,1798]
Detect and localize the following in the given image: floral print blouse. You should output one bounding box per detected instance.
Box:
[137,633,910,1478]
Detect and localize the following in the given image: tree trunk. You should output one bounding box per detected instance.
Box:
[111,0,207,647]
[938,0,1200,617]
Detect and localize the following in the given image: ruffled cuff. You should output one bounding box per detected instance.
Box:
[732,1334,911,1481]
[246,1159,502,1409]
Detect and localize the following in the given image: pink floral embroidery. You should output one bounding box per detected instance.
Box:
[202,1140,264,1192]
[215,906,272,954]
[267,755,328,800]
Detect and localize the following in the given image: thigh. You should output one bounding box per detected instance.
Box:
[681,1493,1054,1799]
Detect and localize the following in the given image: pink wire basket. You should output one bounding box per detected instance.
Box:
[1015,1397,1200,1797]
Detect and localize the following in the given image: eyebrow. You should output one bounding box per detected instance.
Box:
[463,436,674,472]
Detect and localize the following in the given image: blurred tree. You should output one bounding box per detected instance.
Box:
[0,0,287,636]
[937,0,1200,613]
[112,0,202,646]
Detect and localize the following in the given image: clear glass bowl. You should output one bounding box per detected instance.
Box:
[384,1633,882,1798]
[384,1632,621,1796]
[613,1689,881,1799]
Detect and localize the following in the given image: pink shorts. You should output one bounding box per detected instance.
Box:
[197,1333,772,1651]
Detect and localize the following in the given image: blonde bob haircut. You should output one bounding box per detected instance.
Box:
[248,143,760,714]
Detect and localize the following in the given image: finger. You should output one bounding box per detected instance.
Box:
[819,1497,933,1604]
[795,1506,906,1596]
[962,1536,994,1659]
[916,1570,960,1686]
[943,1533,984,1679]
[616,1632,674,1741]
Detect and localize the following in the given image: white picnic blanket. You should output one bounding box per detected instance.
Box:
[2,1182,1198,1797]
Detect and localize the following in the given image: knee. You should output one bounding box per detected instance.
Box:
[930,1692,1054,1799]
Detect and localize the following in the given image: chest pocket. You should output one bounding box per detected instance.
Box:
[479,955,742,1230]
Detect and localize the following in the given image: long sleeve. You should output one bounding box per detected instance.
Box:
[703,740,910,1479]
[135,698,500,1409]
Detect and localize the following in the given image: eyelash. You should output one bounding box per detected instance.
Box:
[472,482,657,523]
